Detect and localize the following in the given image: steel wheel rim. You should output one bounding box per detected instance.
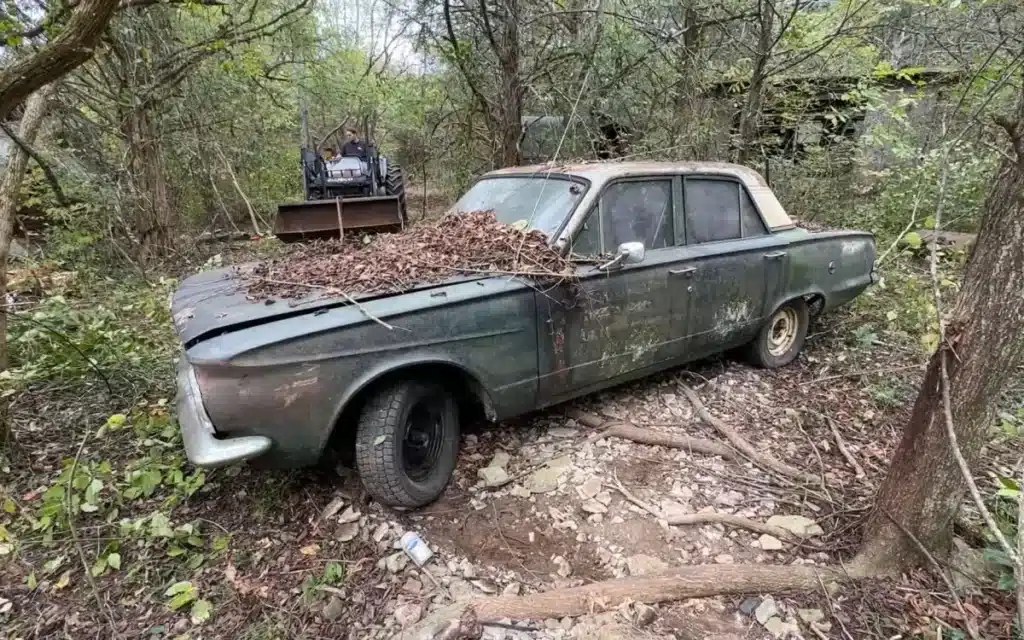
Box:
[767,307,798,357]
[402,399,444,482]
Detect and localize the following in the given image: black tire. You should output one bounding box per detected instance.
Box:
[354,380,459,508]
[384,162,408,223]
[748,298,809,369]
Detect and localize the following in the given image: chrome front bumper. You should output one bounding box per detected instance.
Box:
[176,358,272,468]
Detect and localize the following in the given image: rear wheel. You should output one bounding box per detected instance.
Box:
[384,163,408,224]
[748,298,809,368]
[354,380,459,508]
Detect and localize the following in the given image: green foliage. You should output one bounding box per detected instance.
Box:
[301,561,346,601]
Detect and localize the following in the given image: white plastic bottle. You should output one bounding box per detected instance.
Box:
[400,531,434,566]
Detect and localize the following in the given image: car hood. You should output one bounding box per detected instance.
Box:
[171,263,483,347]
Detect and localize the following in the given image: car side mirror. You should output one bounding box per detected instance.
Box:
[598,241,646,271]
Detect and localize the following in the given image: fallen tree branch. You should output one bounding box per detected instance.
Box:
[679,384,817,483]
[566,409,736,459]
[403,563,855,639]
[798,363,923,386]
[803,408,866,480]
[609,473,822,548]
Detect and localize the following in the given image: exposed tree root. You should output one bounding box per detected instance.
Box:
[679,384,818,483]
[822,413,867,479]
[566,409,737,459]
[403,564,862,639]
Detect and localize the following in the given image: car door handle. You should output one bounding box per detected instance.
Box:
[669,267,696,278]
[764,251,787,260]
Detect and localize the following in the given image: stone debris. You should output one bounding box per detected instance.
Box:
[503,582,521,596]
[626,554,668,576]
[527,466,562,494]
[337,522,359,542]
[758,534,784,550]
[393,602,423,627]
[715,490,744,506]
[714,553,734,564]
[764,617,800,638]
[385,552,409,573]
[553,555,573,577]
[581,499,607,514]
[798,608,825,624]
[320,496,345,521]
[577,476,602,500]
[739,597,761,616]
[478,466,511,487]
[337,507,361,524]
[754,596,778,625]
[489,450,512,469]
[766,515,824,537]
[322,596,344,621]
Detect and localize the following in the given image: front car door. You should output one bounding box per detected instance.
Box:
[536,176,692,405]
[680,175,790,358]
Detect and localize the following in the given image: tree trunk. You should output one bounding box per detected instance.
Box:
[0,85,55,444]
[0,0,119,122]
[495,0,523,168]
[123,107,174,258]
[856,88,1024,572]
[736,0,775,165]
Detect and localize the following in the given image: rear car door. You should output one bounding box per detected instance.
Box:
[680,176,789,358]
[537,176,692,404]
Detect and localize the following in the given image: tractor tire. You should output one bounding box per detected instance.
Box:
[385,163,408,224]
[354,379,460,508]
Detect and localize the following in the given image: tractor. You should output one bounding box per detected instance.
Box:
[275,124,407,242]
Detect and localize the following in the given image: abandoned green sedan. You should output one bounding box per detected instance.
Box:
[171,161,876,507]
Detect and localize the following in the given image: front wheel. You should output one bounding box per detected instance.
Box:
[354,380,459,508]
[748,298,809,368]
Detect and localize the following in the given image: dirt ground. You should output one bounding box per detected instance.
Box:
[1,205,1018,639]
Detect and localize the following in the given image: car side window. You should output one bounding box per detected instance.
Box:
[684,178,741,244]
[600,180,674,251]
[570,206,602,256]
[741,187,767,237]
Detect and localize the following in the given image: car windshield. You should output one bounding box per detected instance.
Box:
[451,176,586,236]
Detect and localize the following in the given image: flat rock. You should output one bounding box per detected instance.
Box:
[509,484,532,499]
[626,554,668,576]
[758,534,784,550]
[754,596,778,625]
[471,578,498,594]
[527,466,562,494]
[659,499,690,520]
[322,597,344,621]
[763,617,799,638]
[478,466,510,487]
[337,522,359,542]
[633,603,657,627]
[385,552,409,573]
[553,555,572,577]
[503,582,521,596]
[715,490,744,506]
[766,515,823,537]
[581,499,607,514]
[337,507,361,524]
[489,450,511,469]
[548,427,578,438]
[714,554,734,564]
[578,477,602,499]
[798,608,825,624]
[448,578,475,601]
[739,597,761,616]
[393,602,423,627]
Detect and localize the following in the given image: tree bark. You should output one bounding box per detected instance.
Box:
[122,107,174,257]
[495,0,523,168]
[0,0,119,122]
[856,87,1024,572]
[0,85,55,444]
[736,0,775,165]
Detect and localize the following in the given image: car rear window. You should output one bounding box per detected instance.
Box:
[684,177,767,244]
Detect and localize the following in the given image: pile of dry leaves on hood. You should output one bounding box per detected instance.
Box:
[244,211,575,300]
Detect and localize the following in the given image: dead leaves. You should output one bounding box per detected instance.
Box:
[244,211,574,300]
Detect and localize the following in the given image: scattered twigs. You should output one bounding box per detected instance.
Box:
[798,363,924,386]
[567,409,736,459]
[817,574,854,640]
[804,409,865,479]
[882,509,981,640]
[609,473,820,547]
[679,384,817,483]
[253,277,398,331]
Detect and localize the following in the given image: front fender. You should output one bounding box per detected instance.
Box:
[318,353,497,454]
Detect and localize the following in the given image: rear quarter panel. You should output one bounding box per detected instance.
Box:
[185,278,539,466]
[768,229,876,314]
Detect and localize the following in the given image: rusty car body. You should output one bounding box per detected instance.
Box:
[172,161,876,507]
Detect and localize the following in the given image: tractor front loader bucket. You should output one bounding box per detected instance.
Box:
[274,196,404,242]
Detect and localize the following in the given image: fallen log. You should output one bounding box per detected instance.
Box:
[678,384,817,484]
[402,563,858,639]
[566,409,736,459]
